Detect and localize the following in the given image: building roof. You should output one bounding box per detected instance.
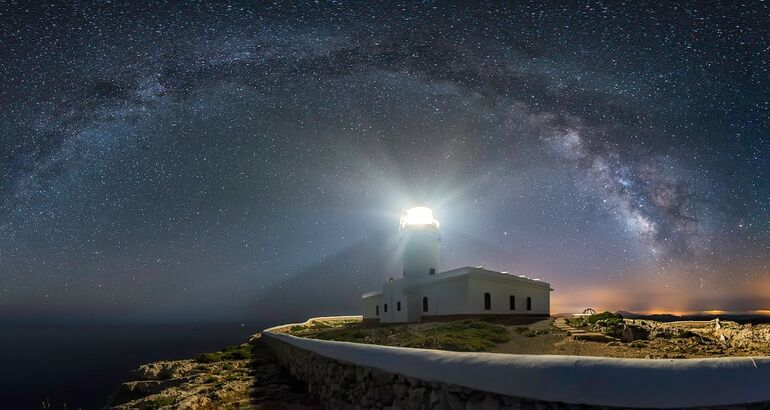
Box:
[361,266,552,299]
[361,290,383,298]
[422,266,552,289]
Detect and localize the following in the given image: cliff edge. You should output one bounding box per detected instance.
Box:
[107,335,319,409]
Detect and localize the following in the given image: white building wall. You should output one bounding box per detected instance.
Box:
[405,293,421,322]
[365,272,551,323]
[362,294,382,320]
[420,278,468,317]
[381,281,413,323]
[534,285,550,314]
[467,276,550,315]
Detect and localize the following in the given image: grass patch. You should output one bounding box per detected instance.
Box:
[314,320,510,352]
[514,326,530,334]
[315,328,368,341]
[314,323,408,344]
[146,395,176,409]
[406,320,511,351]
[197,344,252,363]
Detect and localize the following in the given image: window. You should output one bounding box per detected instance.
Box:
[384,303,388,313]
[376,305,379,316]
[422,296,428,312]
[484,292,491,310]
[429,268,436,275]
[397,301,401,311]
[509,295,515,311]
[527,297,532,311]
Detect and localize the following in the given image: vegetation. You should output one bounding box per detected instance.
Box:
[405,320,511,351]
[146,396,177,409]
[204,376,218,384]
[196,343,252,363]
[568,311,623,328]
[287,318,360,334]
[290,322,331,332]
[310,320,511,352]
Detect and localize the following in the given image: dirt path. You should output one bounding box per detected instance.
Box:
[491,318,770,359]
[489,318,569,355]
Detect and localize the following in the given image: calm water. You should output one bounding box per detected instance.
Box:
[0,324,260,409]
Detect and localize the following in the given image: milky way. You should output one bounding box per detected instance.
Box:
[0,1,768,321]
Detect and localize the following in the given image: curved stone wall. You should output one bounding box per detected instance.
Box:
[263,332,579,409]
[262,325,770,409]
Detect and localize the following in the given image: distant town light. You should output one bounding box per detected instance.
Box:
[401,207,439,228]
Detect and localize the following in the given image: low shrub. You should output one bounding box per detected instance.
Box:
[314,327,369,341]
[514,326,530,334]
[147,396,176,409]
[586,311,623,326]
[314,320,511,352]
[197,344,252,363]
[404,320,511,351]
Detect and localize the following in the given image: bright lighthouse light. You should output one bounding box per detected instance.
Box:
[400,206,440,228]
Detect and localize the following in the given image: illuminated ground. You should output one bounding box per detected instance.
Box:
[288,316,770,359]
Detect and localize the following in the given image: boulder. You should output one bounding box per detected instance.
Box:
[620,325,650,342]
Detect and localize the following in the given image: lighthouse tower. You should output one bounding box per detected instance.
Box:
[399,207,441,278]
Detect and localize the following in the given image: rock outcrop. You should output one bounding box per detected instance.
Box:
[713,320,770,349]
[107,340,318,409]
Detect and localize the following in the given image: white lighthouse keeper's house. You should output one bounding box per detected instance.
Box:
[362,207,552,324]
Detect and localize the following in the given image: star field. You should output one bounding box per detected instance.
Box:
[0,1,768,321]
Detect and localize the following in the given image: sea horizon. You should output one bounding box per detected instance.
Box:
[0,322,261,410]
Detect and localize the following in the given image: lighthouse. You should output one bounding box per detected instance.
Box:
[362,206,552,324]
[399,207,441,278]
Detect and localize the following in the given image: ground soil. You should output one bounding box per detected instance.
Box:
[492,318,770,359]
[298,317,770,359]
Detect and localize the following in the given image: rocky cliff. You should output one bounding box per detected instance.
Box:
[107,336,319,409]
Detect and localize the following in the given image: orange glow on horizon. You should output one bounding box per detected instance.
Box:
[550,283,770,316]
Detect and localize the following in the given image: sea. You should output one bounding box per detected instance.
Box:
[0,323,260,409]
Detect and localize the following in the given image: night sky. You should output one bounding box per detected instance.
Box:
[1,1,768,323]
